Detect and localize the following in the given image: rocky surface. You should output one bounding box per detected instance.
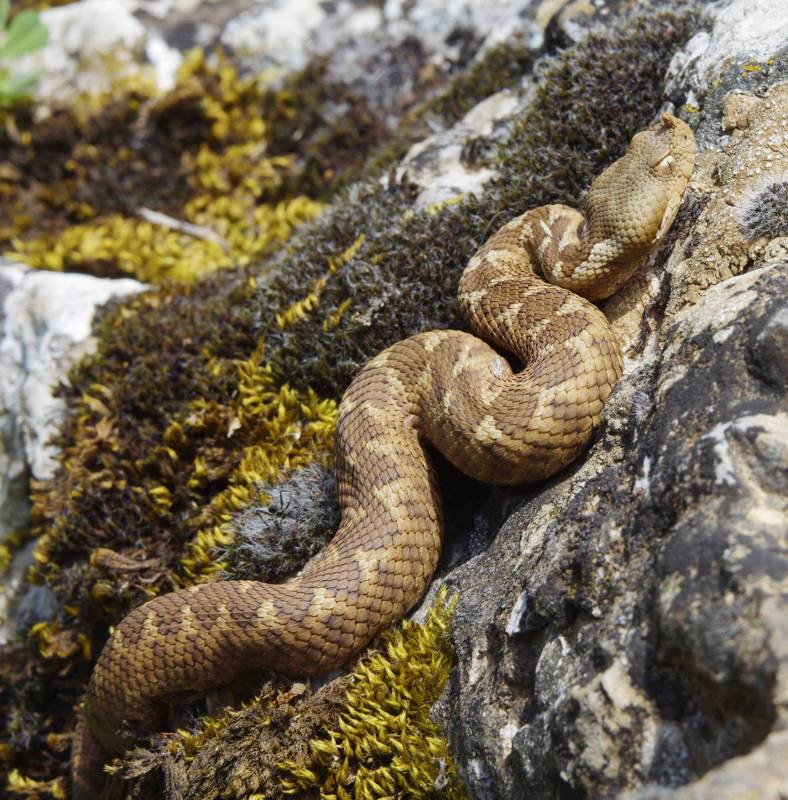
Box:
[23,0,628,123]
[432,261,787,798]
[419,4,788,798]
[0,263,144,641]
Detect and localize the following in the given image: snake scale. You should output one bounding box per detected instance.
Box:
[71,113,695,797]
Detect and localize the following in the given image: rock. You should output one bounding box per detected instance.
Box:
[665,0,788,149]
[434,260,787,797]
[396,88,526,208]
[422,3,788,797]
[0,263,144,641]
[667,0,788,97]
[27,0,148,101]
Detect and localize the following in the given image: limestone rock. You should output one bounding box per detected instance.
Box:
[0,263,144,641]
[396,88,526,208]
[434,261,787,799]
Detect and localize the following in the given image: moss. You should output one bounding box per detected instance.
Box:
[0,546,9,576]
[5,51,326,283]
[740,178,788,240]
[6,768,66,798]
[279,587,465,800]
[179,340,338,582]
[225,462,339,583]
[426,41,533,123]
[101,588,462,800]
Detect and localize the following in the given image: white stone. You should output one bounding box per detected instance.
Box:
[1,264,145,483]
[26,0,147,99]
[667,0,788,95]
[145,34,183,92]
[221,0,331,73]
[396,87,528,208]
[0,263,145,640]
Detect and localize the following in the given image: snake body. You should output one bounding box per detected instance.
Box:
[72,113,695,797]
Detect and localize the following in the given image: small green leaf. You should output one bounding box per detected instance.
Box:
[0,0,10,32]
[0,69,40,103]
[0,10,49,60]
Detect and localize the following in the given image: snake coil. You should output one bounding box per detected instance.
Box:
[72,113,695,798]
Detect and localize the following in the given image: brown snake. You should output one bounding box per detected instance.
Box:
[71,113,695,797]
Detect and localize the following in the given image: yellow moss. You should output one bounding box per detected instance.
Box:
[426,194,464,216]
[27,621,92,661]
[181,342,338,582]
[323,298,353,332]
[5,770,66,799]
[7,50,324,283]
[0,543,11,575]
[276,275,329,329]
[9,197,323,284]
[279,587,467,799]
[277,234,365,329]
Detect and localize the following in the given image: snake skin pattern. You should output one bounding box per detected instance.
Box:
[71,113,695,797]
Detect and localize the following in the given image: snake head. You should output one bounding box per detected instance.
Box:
[622,112,697,244]
[585,113,696,252]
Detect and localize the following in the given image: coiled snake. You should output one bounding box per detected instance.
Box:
[72,113,695,797]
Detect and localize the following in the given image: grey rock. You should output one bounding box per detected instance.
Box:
[749,305,788,390]
[0,263,145,641]
[418,4,788,796]
[666,0,788,149]
[396,87,528,208]
[435,263,787,799]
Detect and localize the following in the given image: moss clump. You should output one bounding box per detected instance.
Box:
[179,339,338,582]
[740,178,788,240]
[5,51,326,283]
[427,41,533,123]
[225,462,339,583]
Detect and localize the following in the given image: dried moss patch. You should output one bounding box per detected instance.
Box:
[226,463,340,585]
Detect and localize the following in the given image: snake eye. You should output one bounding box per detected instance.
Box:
[651,150,675,172]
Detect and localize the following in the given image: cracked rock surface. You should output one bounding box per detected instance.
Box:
[424,9,788,798]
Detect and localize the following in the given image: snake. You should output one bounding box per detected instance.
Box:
[71,113,695,797]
